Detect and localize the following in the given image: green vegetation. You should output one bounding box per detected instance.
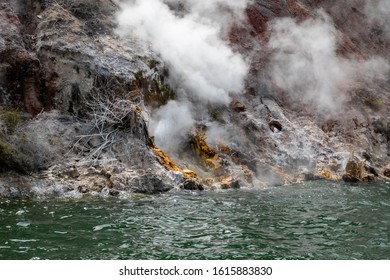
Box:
[368,98,384,110]
[144,75,175,107]
[373,120,390,141]
[20,133,28,145]
[1,109,21,134]
[0,125,34,173]
[0,140,12,157]
[0,139,30,173]
[352,88,385,111]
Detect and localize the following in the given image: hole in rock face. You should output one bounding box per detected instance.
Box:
[68,83,81,114]
[268,119,282,132]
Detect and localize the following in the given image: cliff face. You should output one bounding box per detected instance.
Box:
[0,0,389,197]
[0,0,180,197]
[241,0,389,183]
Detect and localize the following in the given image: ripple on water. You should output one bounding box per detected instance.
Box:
[54,231,68,235]
[93,224,113,231]
[16,221,31,227]
[10,239,38,243]
[0,181,389,259]
[60,215,73,220]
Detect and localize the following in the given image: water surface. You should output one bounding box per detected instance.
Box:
[0,181,389,259]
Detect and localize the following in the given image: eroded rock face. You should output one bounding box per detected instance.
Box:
[222,0,390,185]
[0,1,183,197]
[0,0,389,197]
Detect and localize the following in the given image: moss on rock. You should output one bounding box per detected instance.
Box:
[1,109,21,134]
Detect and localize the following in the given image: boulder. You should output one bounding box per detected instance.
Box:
[342,152,379,183]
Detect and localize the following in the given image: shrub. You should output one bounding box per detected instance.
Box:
[373,120,390,141]
[369,98,384,110]
[1,110,21,134]
[0,140,12,157]
[0,137,35,174]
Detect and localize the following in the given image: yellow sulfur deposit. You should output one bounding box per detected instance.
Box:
[320,168,338,181]
[150,144,198,180]
[190,130,221,169]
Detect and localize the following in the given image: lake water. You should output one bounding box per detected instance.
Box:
[0,181,389,259]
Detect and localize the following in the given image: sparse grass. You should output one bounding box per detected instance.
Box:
[351,88,385,111]
[0,138,31,174]
[1,109,21,134]
[373,120,390,141]
[374,122,388,134]
[368,98,384,110]
[0,126,41,173]
[0,140,12,157]
[20,133,28,144]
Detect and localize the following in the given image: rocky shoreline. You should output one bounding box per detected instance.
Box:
[1,1,389,198]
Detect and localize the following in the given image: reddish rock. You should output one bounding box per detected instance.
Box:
[231,99,246,112]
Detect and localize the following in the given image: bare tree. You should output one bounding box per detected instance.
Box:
[70,74,146,165]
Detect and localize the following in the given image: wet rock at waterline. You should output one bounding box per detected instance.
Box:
[1,0,390,197]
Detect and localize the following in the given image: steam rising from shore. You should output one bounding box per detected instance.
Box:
[268,11,346,113]
[117,1,389,153]
[117,0,248,104]
[268,10,389,115]
[117,0,249,151]
[151,100,194,151]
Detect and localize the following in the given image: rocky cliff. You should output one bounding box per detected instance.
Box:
[0,0,389,198]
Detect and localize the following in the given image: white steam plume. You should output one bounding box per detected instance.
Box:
[268,10,389,115]
[365,0,390,38]
[268,11,349,113]
[152,100,194,151]
[117,0,250,152]
[117,0,249,104]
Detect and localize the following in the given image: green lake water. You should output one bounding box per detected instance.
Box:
[0,181,389,259]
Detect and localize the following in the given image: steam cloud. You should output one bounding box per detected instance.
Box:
[117,0,248,104]
[152,100,194,151]
[268,10,389,115]
[117,1,388,153]
[268,11,349,113]
[365,0,390,38]
[117,0,250,151]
